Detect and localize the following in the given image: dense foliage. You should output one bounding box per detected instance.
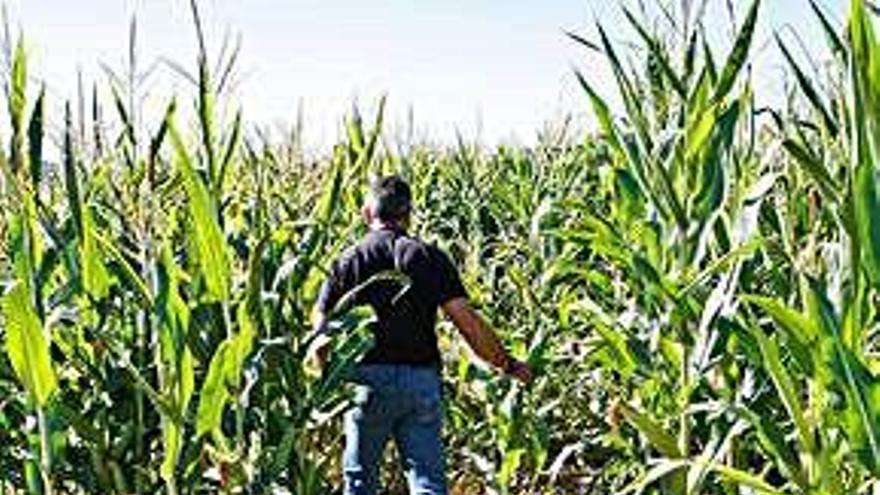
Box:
[2,0,880,494]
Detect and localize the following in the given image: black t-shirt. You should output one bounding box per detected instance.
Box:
[316,226,467,366]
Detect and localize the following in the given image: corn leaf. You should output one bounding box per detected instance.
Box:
[8,36,27,174]
[713,0,761,102]
[63,102,83,238]
[851,126,880,288]
[564,30,599,52]
[850,63,880,290]
[157,245,195,481]
[27,85,44,189]
[623,7,687,98]
[2,281,57,407]
[574,69,623,154]
[93,231,152,306]
[706,463,785,495]
[807,276,880,475]
[196,305,255,438]
[619,403,681,458]
[776,34,839,136]
[743,295,818,343]
[749,326,815,455]
[811,0,846,59]
[169,118,231,302]
[782,138,840,201]
[81,204,113,299]
[831,344,880,475]
[685,102,719,164]
[620,459,687,495]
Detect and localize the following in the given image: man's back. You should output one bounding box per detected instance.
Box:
[310,175,530,495]
[316,226,466,366]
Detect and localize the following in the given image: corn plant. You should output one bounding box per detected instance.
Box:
[5,1,880,494]
[568,0,880,493]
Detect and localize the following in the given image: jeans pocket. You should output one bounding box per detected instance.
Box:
[412,378,442,424]
[414,394,442,424]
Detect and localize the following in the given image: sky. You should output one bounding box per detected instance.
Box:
[11,0,849,149]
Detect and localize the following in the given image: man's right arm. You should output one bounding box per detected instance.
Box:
[305,259,346,371]
[441,297,532,383]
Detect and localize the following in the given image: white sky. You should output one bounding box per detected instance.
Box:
[10,1,849,149]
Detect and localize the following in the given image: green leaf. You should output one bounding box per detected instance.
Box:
[2,281,57,407]
[574,69,623,154]
[749,326,815,455]
[156,245,195,482]
[690,102,739,221]
[27,85,44,189]
[8,36,27,174]
[192,0,218,187]
[498,448,525,490]
[811,0,846,59]
[160,419,183,482]
[849,0,880,288]
[157,245,191,375]
[776,34,839,136]
[148,99,176,182]
[359,94,386,175]
[831,344,880,475]
[782,138,840,201]
[593,324,638,379]
[196,305,255,438]
[713,0,761,102]
[9,197,43,291]
[685,102,719,164]
[196,339,231,438]
[807,277,880,476]
[622,7,687,98]
[743,295,818,344]
[619,403,681,458]
[81,204,113,299]
[595,22,653,152]
[93,231,152,306]
[852,146,880,289]
[619,459,687,495]
[745,295,815,374]
[729,405,808,490]
[308,307,375,411]
[217,108,242,191]
[574,69,676,224]
[169,117,231,302]
[63,102,83,238]
[564,30,599,52]
[706,462,785,495]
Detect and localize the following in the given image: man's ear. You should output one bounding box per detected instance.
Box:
[400,212,412,230]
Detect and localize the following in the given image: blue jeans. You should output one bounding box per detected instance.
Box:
[343,364,447,495]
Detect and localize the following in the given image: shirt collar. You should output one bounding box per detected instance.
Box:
[369,222,407,235]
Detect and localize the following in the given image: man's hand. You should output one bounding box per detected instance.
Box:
[306,308,333,375]
[305,333,332,375]
[442,297,535,384]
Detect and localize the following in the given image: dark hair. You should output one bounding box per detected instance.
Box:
[369,175,412,222]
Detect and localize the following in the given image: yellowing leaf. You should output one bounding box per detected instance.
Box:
[2,281,57,407]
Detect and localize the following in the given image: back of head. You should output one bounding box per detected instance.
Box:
[369,175,412,223]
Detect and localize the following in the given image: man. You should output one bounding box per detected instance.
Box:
[308,175,532,495]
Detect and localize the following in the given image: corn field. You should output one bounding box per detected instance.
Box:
[2,0,880,493]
